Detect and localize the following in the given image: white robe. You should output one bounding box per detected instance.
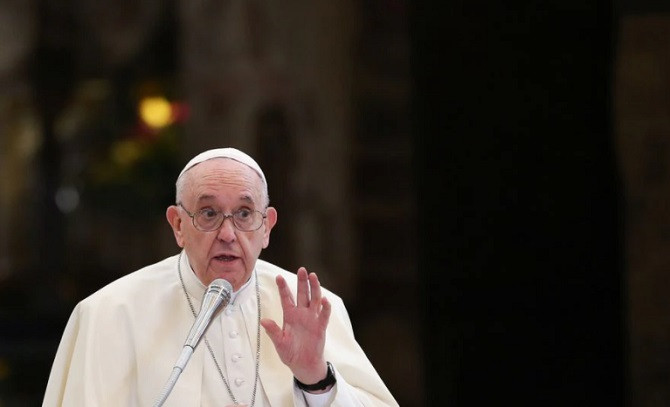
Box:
[42,252,398,406]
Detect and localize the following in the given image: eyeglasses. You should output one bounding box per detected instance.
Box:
[178,203,267,232]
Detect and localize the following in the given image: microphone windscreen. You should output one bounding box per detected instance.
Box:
[201,278,233,312]
[185,278,233,348]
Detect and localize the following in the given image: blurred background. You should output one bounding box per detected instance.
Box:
[1,0,669,406]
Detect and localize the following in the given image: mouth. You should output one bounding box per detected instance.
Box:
[214,254,238,262]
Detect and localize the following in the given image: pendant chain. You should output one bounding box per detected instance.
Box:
[178,251,261,406]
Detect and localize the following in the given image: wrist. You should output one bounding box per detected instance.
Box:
[294,361,336,393]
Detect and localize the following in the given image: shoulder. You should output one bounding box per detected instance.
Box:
[77,254,180,311]
[255,259,344,305]
[255,258,295,282]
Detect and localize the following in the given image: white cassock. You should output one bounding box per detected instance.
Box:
[42,252,398,407]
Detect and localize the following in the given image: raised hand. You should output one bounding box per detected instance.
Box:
[260,267,332,384]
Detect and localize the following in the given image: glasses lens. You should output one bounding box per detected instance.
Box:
[233,209,262,231]
[195,209,223,231]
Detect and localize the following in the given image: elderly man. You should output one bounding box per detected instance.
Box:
[43,148,398,406]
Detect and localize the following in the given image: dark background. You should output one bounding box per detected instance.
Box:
[413,0,625,405]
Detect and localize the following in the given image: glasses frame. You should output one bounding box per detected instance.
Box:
[177,202,267,232]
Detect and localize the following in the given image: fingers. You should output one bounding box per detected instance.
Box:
[260,318,282,346]
[297,267,324,310]
[308,272,322,311]
[318,297,331,329]
[276,275,296,308]
[278,267,327,313]
[296,267,310,308]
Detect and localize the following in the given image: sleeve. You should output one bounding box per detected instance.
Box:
[41,300,141,407]
[42,304,82,407]
[301,389,335,406]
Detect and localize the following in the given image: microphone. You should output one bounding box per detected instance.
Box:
[184,278,233,348]
[153,278,233,407]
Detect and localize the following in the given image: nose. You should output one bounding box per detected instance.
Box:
[216,215,237,242]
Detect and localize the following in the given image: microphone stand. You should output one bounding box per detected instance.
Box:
[152,345,195,407]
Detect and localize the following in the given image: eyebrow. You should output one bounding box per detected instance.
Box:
[196,194,256,205]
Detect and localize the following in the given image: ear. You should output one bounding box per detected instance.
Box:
[262,206,277,249]
[166,205,185,248]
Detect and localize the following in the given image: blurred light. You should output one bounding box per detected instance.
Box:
[171,102,190,123]
[0,357,9,380]
[55,186,80,214]
[79,79,111,99]
[56,79,111,141]
[139,96,174,129]
[111,139,142,167]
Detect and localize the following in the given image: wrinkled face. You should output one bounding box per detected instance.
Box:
[166,158,277,290]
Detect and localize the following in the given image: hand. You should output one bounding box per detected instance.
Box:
[260,267,332,384]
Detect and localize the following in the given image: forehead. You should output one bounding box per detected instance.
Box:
[184,158,263,204]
